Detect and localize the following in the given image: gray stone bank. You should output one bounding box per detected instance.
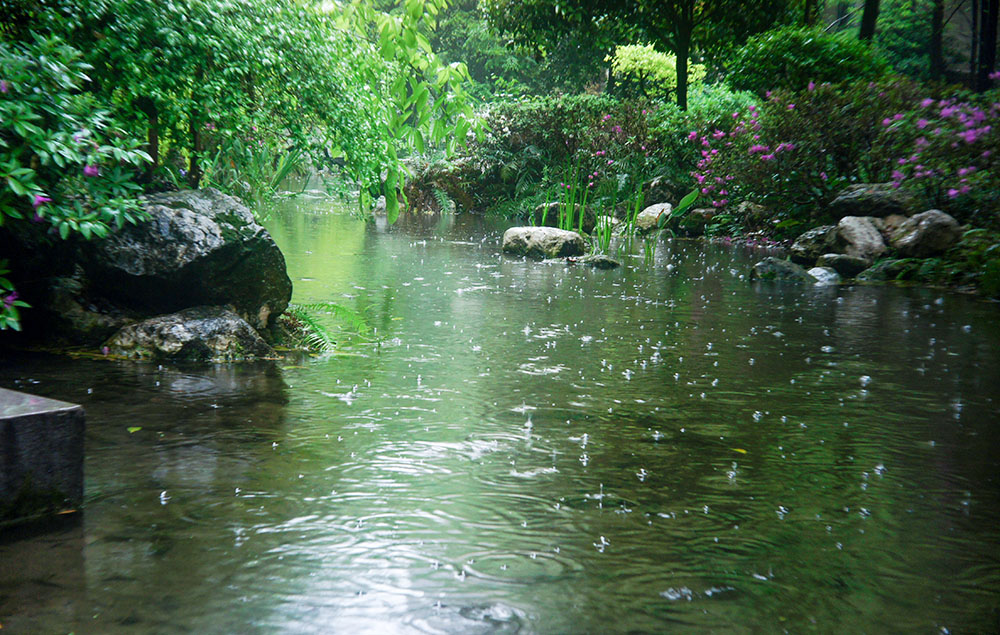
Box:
[0,388,84,526]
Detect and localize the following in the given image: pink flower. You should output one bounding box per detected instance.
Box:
[732,112,739,119]
[787,104,795,110]
[0,80,8,94]
[916,119,928,129]
[820,172,828,181]
[807,81,815,92]
[602,114,612,121]
[958,166,977,177]
[688,131,698,142]
[83,164,99,177]
[892,170,905,181]
[990,71,1000,81]
[882,118,892,127]
[947,188,960,198]
[607,159,613,165]
[940,106,958,118]
[32,194,52,209]
[712,130,725,140]
[920,98,935,108]
[760,154,775,161]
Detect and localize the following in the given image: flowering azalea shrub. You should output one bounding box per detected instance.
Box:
[691,79,923,232]
[882,89,1000,228]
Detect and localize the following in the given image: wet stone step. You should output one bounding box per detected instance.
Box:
[0,387,84,530]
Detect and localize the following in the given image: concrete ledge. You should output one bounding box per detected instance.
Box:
[0,388,84,527]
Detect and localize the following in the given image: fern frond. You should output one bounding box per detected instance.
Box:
[291,301,374,337]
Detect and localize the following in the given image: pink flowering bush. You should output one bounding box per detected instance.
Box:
[693,79,922,232]
[882,91,1000,228]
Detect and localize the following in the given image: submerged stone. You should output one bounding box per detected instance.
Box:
[808,266,841,285]
[105,306,277,362]
[856,259,910,281]
[502,226,586,259]
[569,254,621,269]
[816,253,870,278]
[750,257,818,283]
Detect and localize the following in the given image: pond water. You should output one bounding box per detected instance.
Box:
[2,198,999,633]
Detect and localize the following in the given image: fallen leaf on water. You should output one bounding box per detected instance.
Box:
[127,426,142,434]
[733,448,747,454]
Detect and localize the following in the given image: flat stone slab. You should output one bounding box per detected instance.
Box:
[0,388,84,526]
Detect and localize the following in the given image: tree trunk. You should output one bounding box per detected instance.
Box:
[134,96,159,182]
[803,0,818,25]
[975,0,999,91]
[971,0,980,81]
[859,0,880,40]
[930,0,945,79]
[676,23,692,111]
[188,112,202,188]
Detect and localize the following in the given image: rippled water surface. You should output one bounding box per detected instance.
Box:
[2,199,999,633]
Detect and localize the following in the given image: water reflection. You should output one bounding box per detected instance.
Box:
[1,200,999,633]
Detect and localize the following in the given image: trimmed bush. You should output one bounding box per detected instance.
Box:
[727,26,891,95]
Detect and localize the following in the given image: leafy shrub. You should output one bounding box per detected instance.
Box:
[0,34,150,238]
[1,34,150,329]
[727,26,891,95]
[609,44,706,100]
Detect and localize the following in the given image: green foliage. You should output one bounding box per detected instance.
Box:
[872,0,936,79]
[0,259,30,331]
[429,0,542,98]
[609,44,706,99]
[0,34,150,329]
[29,0,478,222]
[727,26,891,94]
[0,34,150,238]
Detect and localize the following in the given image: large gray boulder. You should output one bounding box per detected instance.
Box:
[816,253,870,278]
[502,227,586,259]
[828,183,916,219]
[835,216,886,263]
[750,257,818,283]
[532,202,596,234]
[105,306,276,362]
[888,209,961,257]
[789,225,836,265]
[808,266,841,285]
[635,203,672,235]
[83,188,291,330]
